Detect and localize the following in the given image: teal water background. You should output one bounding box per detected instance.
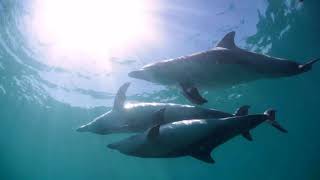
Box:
[1,0,320,179]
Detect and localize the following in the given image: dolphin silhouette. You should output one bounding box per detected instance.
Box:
[76,82,249,135]
[128,31,319,104]
[107,108,287,164]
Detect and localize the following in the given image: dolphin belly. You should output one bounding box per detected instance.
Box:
[187,64,264,88]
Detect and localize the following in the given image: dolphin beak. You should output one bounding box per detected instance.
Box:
[128,70,144,79]
[107,143,118,149]
[76,125,89,132]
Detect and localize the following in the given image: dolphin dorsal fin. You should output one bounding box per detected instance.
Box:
[152,108,166,125]
[147,108,166,139]
[147,124,160,139]
[234,105,250,116]
[113,82,130,111]
[216,31,237,49]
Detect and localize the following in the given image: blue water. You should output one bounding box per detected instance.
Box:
[1,0,320,179]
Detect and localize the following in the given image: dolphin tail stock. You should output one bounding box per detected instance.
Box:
[299,58,320,72]
[234,105,252,141]
[264,109,288,133]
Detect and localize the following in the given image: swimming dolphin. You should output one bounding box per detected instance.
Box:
[76,82,250,135]
[107,108,287,164]
[128,31,319,104]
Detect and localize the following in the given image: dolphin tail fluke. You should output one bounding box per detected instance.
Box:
[299,58,320,72]
[264,109,288,133]
[180,83,208,105]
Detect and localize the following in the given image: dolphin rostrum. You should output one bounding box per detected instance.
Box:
[107,108,287,163]
[128,31,319,104]
[76,82,249,135]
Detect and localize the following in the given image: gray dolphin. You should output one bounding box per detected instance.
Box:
[76,82,249,135]
[107,108,287,164]
[128,31,319,104]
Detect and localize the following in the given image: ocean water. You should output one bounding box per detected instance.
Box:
[1,0,320,179]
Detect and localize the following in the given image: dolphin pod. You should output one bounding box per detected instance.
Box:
[77,83,287,164]
[128,31,319,105]
[74,31,319,164]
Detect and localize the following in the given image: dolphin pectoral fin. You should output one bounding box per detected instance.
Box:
[190,145,214,164]
[216,31,237,49]
[180,83,208,105]
[234,105,250,116]
[190,153,215,164]
[242,131,253,141]
[113,82,130,111]
[190,146,214,164]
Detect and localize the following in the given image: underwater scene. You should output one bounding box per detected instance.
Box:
[1,0,320,179]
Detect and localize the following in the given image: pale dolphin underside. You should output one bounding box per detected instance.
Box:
[128,31,319,105]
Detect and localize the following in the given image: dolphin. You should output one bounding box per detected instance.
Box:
[128,31,319,104]
[76,82,249,135]
[107,108,287,164]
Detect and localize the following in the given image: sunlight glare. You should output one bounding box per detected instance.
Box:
[30,0,158,70]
